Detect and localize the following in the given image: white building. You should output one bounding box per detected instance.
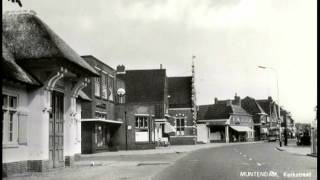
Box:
[2,11,98,176]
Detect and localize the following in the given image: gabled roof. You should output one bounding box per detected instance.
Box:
[197,104,232,120]
[168,76,192,108]
[2,40,40,85]
[230,104,251,116]
[122,69,166,103]
[256,99,272,115]
[2,11,98,77]
[256,98,287,117]
[241,96,266,115]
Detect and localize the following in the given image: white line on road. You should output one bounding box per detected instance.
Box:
[243,155,247,157]
[257,163,262,166]
[239,152,242,155]
[249,158,252,161]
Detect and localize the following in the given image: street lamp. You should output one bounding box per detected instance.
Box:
[258,66,283,147]
[117,88,127,150]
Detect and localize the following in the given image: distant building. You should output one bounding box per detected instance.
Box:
[256,97,280,137]
[80,55,125,154]
[241,96,268,140]
[2,11,98,176]
[197,95,254,143]
[256,97,295,139]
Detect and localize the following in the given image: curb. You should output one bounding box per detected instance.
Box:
[275,147,285,151]
[275,147,314,157]
[307,153,318,158]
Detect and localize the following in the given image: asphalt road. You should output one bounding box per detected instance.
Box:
[152,142,317,180]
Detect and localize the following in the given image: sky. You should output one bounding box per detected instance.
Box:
[3,0,317,123]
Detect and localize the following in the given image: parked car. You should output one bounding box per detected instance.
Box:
[267,134,278,142]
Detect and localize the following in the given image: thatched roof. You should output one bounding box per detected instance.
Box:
[2,11,98,76]
[2,39,40,85]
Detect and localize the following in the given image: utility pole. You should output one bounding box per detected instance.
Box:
[258,66,282,147]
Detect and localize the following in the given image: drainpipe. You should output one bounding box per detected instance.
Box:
[125,111,127,150]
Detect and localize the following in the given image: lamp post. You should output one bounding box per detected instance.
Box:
[117,88,127,150]
[258,66,283,147]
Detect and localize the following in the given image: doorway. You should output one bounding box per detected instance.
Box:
[49,91,64,168]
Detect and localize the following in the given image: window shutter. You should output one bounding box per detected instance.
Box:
[18,112,28,145]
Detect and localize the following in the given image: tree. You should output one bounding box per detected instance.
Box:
[8,0,22,7]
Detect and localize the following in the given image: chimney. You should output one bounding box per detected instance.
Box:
[160,64,163,69]
[116,65,125,74]
[214,98,218,104]
[234,93,241,106]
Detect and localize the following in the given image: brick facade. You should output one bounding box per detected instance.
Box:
[3,160,49,177]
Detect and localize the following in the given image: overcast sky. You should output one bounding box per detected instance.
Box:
[4,0,317,123]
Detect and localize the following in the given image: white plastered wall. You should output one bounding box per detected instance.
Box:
[63,83,82,157]
[2,85,49,163]
[197,124,209,143]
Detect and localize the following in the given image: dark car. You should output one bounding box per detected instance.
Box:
[296,131,311,146]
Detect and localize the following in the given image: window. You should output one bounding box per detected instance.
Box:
[107,76,114,101]
[101,75,108,99]
[94,77,101,97]
[261,116,266,124]
[2,94,18,145]
[176,118,185,136]
[135,116,149,129]
[135,116,150,142]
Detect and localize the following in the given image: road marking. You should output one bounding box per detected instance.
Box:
[240,152,242,155]
[249,158,252,161]
[241,163,250,166]
[243,155,247,157]
[257,163,262,166]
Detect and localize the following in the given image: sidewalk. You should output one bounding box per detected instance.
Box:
[79,141,263,159]
[276,139,315,157]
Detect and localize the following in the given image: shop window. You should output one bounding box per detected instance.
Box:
[135,116,150,142]
[176,118,185,136]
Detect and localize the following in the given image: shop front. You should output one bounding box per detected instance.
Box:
[81,119,122,154]
[229,126,254,142]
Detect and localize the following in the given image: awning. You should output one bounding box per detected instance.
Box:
[155,118,166,123]
[206,120,227,126]
[81,118,123,124]
[164,122,176,133]
[230,126,253,132]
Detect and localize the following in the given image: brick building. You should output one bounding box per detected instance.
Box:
[2,11,98,176]
[116,66,169,149]
[80,55,125,154]
[167,76,197,145]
